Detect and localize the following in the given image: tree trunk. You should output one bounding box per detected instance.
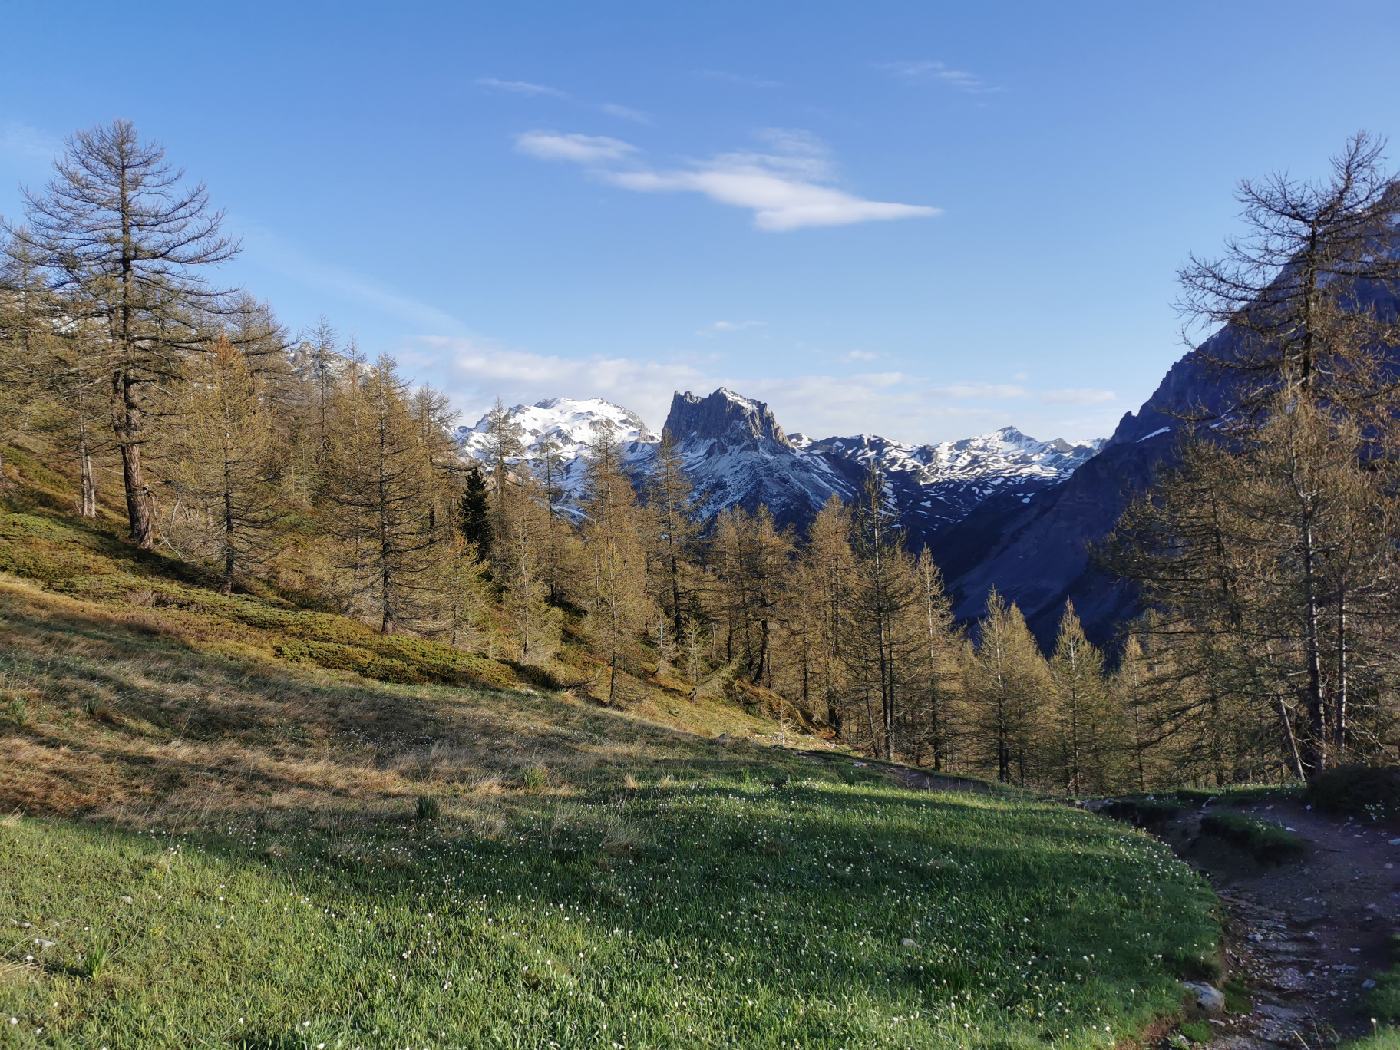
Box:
[1334,587,1348,757]
[79,429,97,518]
[221,461,235,595]
[1277,695,1306,781]
[114,369,155,549]
[1299,518,1327,778]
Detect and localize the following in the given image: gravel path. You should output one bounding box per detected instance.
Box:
[1155,800,1396,1048]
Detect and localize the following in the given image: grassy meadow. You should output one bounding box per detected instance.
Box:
[0,453,1219,1048]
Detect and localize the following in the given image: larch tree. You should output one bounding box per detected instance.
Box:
[967,589,1049,784]
[848,463,920,760]
[581,421,652,705]
[646,431,696,648]
[910,550,962,772]
[0,228,50,489]
[15,120,237,548]
[168,337,278,593]
[324,356,443,634]
[1048,601,1117,795]
[795,496,857,734]
[1164,132,1400,777]
[533,436,570,605]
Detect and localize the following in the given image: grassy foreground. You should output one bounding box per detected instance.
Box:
[1,785,1215,1049]
[0,456,1218,1048]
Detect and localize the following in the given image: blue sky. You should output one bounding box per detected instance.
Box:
[4,1,1399,443]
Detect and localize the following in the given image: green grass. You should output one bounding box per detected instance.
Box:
[1197,811,1307,865]
[1178,1019,1213,1043]
[1366,935,1400,1025]
[0,784,1217,1049]
[1308,764,1400,824]
[1344,1030,1400,1050]
[0,449,1221,1047]
[1169,784,1303,806]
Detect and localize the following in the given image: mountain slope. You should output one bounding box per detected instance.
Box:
[940,291,1399,647]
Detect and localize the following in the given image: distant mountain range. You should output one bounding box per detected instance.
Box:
[457,388,1103,544]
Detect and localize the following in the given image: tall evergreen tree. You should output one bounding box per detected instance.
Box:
[168,337,278,593]
[14,120,237,548]
[581,421,652,704]
[967,589,1049,784]
[460,466,493,562]
[324,356,443,633]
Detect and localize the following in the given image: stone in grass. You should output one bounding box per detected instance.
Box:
[1182,981,1226,1016]
[900,938,918,949]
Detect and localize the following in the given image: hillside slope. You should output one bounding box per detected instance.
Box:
[942,276,1400,647]
[0,453,1218,1048]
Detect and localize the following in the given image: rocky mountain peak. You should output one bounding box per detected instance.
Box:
[663,388,790,449]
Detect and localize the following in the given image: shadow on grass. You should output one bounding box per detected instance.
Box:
[8,771,1217,1047]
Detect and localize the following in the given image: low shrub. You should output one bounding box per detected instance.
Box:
[1099,797,1185,830]
[1198,811,1306,864]
[414,795,441,823]
[1366,935,1400,1024]
[1308,764,1400,823]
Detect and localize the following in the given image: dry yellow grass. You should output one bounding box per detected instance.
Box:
[0,576,835,833]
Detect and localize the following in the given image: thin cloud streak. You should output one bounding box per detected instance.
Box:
[697,69,783,89]
[1041,387,1117,405]
[878,59,1001,95]
[703,320,767,334]
[515,131,639,164]
[0,121,61,168]
[477,77,648,124]
[516,126,938,232]
[241,223,468,336]
[475,77,570,100]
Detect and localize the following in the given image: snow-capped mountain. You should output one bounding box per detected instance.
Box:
[456,397,656,505]
[456,389,1101,543]
[801,427,1103,537]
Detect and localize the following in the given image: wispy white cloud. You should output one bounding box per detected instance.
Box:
[598,102,651,125]
[605,167,937,231]
[240,223,467,336]
[477,77,648,124]
[930,381,1028,400]
[842,349,880,362]
[417,339,1106,443]
[418,337,707,425]
[0,121,60,167]
[878,60,1000,95]
[520,125,938,232]
[515,130,639,165]
[1041,387,1117,405]
[698,70,783,89]
[703,319,766,334]
[476,77,570,100]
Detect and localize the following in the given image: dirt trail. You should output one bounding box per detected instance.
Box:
[1149,799,1396,1048]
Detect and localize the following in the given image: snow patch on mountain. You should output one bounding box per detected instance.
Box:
[456,389,1104,537]
[456,397,657,505]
